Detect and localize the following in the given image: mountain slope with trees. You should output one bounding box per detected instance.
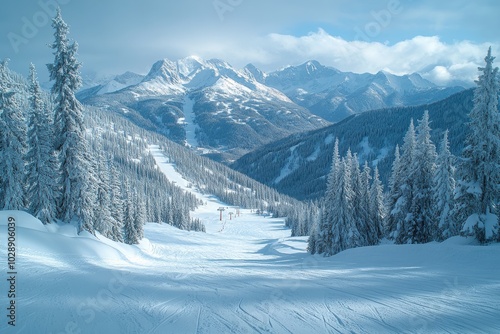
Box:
[308,47,499,256]
[0,10,309,246]
[233,89,474,200]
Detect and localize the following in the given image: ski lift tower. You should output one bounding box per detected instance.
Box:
[217,207,225,221]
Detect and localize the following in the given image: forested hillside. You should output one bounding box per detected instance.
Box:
[233,89,474,200]
[88,106,308,219]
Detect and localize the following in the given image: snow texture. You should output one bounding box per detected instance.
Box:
[1,205,499,333]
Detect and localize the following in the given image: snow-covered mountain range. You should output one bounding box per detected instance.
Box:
[79,56,327,162]
[79,57,464,162]
[261,60,465,122]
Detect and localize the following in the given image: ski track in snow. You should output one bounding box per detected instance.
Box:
[1,148,499,333]
[183,96,199,148]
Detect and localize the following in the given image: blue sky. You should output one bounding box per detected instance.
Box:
[1,0,499,84]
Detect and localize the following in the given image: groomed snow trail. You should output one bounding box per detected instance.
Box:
[182,96,199,148]
[0,149,499,333]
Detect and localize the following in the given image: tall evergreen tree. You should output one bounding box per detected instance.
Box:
[360,161,377,245]
[349,152,367,245]
[108,160,124,242]
[307,205,322,255]
[314,139,340,255]
[26,64,58,224]
[455,47,500,243]
[385,145,402,238]
[330,154,361,255]
[405,111,437,244]
[369,166,385,241]
[47,9,95,233]
[93,139,113,238]
[133,191,146,240]
[0,60,27,210]
[433,130,456,240]
[307,207,320,254]
[396,120,417,243]
[389,120,417,243]
[123,184,139,245]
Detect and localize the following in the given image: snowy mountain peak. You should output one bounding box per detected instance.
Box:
[373,70,393,86]
[177,56,206,79]
[374,70,391,80]
[243,63,267,84]
[372,70,436,92]
[295,60,324,75]
[206,58,232,70]
[267,60,341,87]
[143,59,180,84]
[130,59,186,96]
[408,72,436,89]
[304,60,321,73]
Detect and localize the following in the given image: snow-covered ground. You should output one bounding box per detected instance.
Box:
[1,209,499,334]
[1,149,499,333]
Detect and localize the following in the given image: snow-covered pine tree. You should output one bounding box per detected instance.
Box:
[306,204,318,239]
[190,218,206,232]
[0,61,8,209]
[26,64,58,224]
[313,139,341,255]
[151,193,162,224]
[0,60,27,210]
[360,161,377,245]
[433,130,456,240]
[349,152,368,246]
[291,206,308,237]
[172,196,189,230]
[47,9,95,233]
[385,120,418,243]
[133,191,146,240]
[108,159,124,242]
[454,47,500,243]
[330,153,361,255]
[307,209,320,255]
[394,120,417,244]
[369,166,385,242]
[93,139,114,238]
[123,184,138,245]
[163,197,174,226]
[405,111,437,244]
[385,145,402,239]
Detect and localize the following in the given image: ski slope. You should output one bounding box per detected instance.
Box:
[182,96,200,149]
[1,150,499,333]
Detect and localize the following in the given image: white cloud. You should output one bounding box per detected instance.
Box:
[220,29,498,85]
[426,66,452,85]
